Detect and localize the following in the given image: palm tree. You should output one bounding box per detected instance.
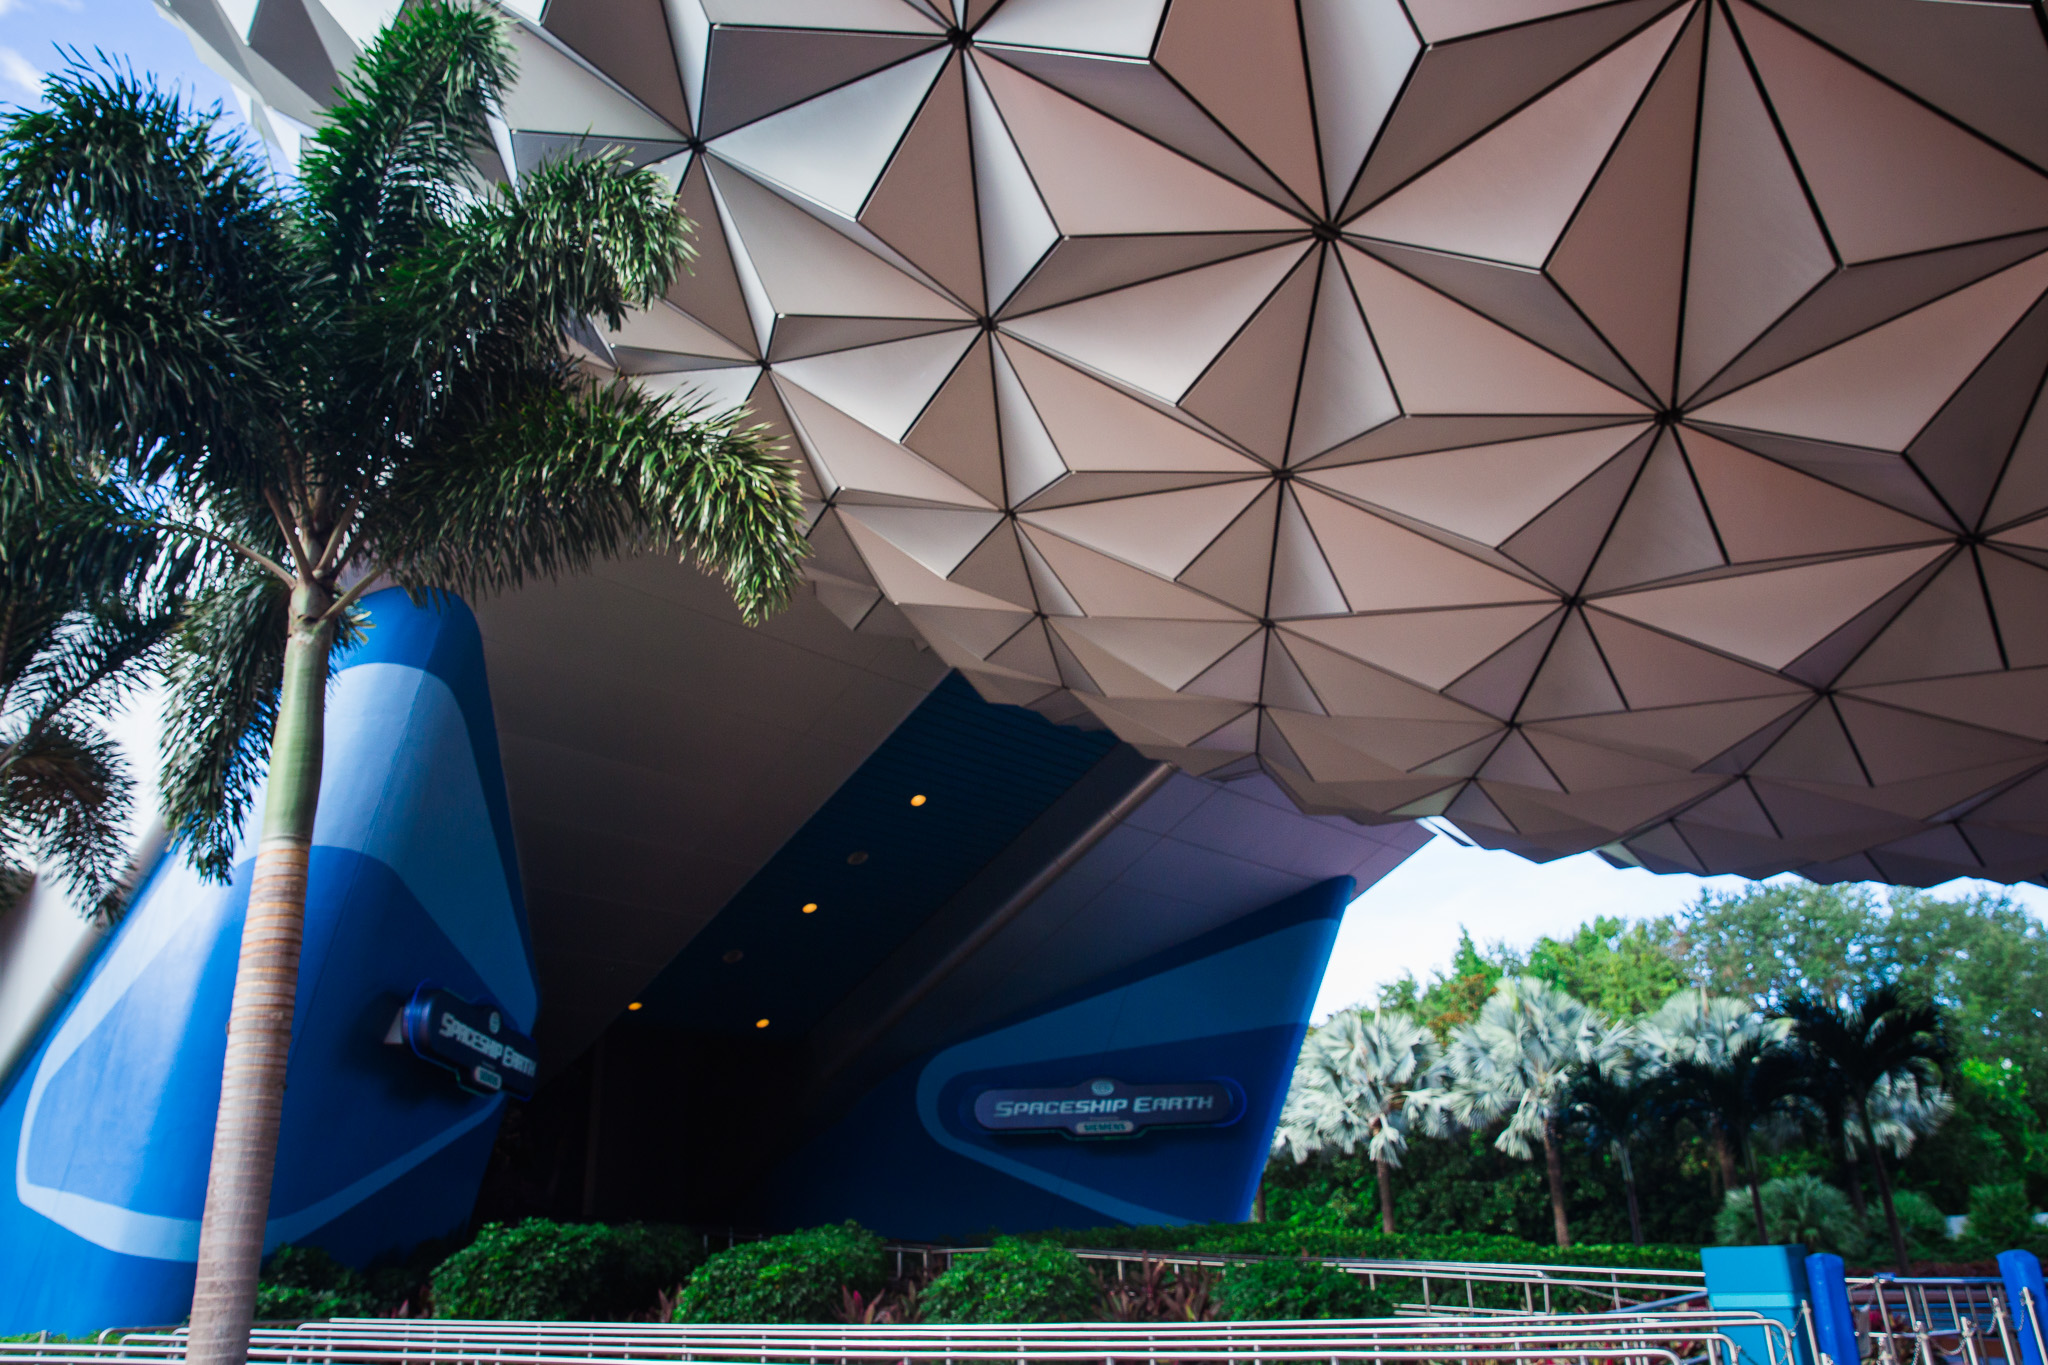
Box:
[1416,976,1621,1247]
[1272,1009,1440,1233]
[1639,990,1790,1197]
[0,11,805,1360]
[1785,986,1950,1268]
[0,476,191,917]
[1663,1031,1807,1244]
[1561,1061,1666,1245]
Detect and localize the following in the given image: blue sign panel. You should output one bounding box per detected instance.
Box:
[402,983,538,1099]
[974,1077,1243,1139]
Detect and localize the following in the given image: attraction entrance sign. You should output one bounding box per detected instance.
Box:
[180,0,2048,884]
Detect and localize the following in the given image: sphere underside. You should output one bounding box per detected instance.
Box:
[191,0,2048,884]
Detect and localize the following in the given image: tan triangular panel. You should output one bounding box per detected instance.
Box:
[1416,732,1499,780]
[946,521,1037,611]
[1020,471,1261,510]
[904,335,1006,506]
[1686,425,1956,529]
[1264,636,1328,715]
[1339,246,1644,417]
[1178,484,1280,616]
[1693,250,2048,454]
[1837,697,2046,786]
[1043,620,1102,691]
[839,515,1033,619]
[1354,243,1652,405]
[1273,694,1500,773]
[605,301,754,366]
[669,158,761,355]
[1338,0,1677,217]
[1732,1,2048,265]
[708,161,971,327]
[984,44,1297,207]
[989,337,1068,505]
[1295,487,1552,613]
[502,23,684,139]
[838,504,1003,577]
[1004,233,1306,319]
[767,315,971,363]
[1181,628,1267,703]
[1193,708,1263,756]
[1908,294,2048,529]
[901,603,1038,661]
[1749,702,1870,786]
[1623,822,1709,875]
[1681,427,1942,563]
[1478,731,1564,793]
[1181,250,1318,461]
[1995,515,2048,554]
[811,573,884,630]
[1058,617,1261,692]
[1583,429,1726,594]
[1004,243,1310,402]
[1285,604,1559,690]
[1499,430,1654,592]
[1517,610,1624,721]
[1838,553,2003,688]
[777,377,994,508]
[973,54,1299,237]
[1445,782,1518,836]
[736,368,806,485]
[802,506,872,584]
[710,48,946,219]
[1681,778,1780,836]
[1987,390,2048,531]
[1869,824,1984,886]
[963,54,1059,309]
[1299,0,1418,213]
[1444,612,1562,720]
[697,28,940,139]
[1847,668,2048,744]
[1351,5,1687,269]
[1259,712,1437,781]
[1000,338,1264,483]
[986,618,1061,683]
[1289,248,1402,463]
[1305,424,1647,546]
[1596,546,1945,671]
[1781,553,1947,689]
[1678,12,1834,403]
[1522,729,1696,792]
[860,52,984,310]
[1021,481,1267,580]
[1303,414,1637,467]
[1550,4,1704,405]
[1497,773,1722,839]
[1757,0,2048,173]
[773,327,978,440]
[1533,694,1811,770]
[1984,548,2048,668]
[510,133,691,177]
[1155,0,1321,208]
[1692,232,2048,408]
[1020,526,1250,621]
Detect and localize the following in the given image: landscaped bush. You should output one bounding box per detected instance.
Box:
[1217,1259,1395,1320]
[431,1219,701,1320]
[1967,1182,2039,1252]
[257,1246,380,1321]
[1027,1223,1699,1270]
[1714,1177,1859,1255]
[922,1238,1099,1323]
[673,1222,886,1324]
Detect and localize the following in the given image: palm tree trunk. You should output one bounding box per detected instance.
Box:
[1376,1155,1396,1235]
[187,584,334,1365]
[1860,1104,1910,1269]
[1616,1142,1644,1246]
[1712,1132,1737,1196]
[1542,1119,1571,1248]
[1744,1143,1769,1243]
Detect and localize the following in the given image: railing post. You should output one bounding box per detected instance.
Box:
[1804,1254,1856,1365]
[2000,1252,2048,1365]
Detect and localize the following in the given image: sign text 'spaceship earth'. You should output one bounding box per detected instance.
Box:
[972,1077,1244,1139]
[400,983,538,1100]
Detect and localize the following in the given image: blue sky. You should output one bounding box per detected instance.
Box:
[14,0,2048,1020]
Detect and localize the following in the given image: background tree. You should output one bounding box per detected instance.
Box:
[1786,986,1950,1267]
[0,11,806,1360]
[1417,977,1621,1247]
[1639,990,1786,1195]
[1272,1009,1440,1233]
[1663,1029,1806,1243]
[1562,1062,1665,1244]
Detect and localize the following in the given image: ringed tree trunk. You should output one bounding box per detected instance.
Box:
[1743,1140,1769,1243]
[1542,1118,1571,1248]
[1375,1154,1395,1235]
[186,583,336,1365]
[1615,1141,1644,1246]
[1712,1132,1738,1197]
[1860,1103,1910,1269]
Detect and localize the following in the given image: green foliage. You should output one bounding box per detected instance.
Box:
[1966,1182,2037,1253]
[430,1220,700,1321]
[1029,1221,1700,1271]
[923,1238,1100,1323]
[673,1223,885,1324]
[1713,1178,1859,1255]
[1525,917,1688,1020]
[255,1245,379,1321]
[1216,1260,1396,1321]
[1378,930,1505,1039]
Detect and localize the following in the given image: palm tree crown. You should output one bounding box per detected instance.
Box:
[1273,1008,1440,1233]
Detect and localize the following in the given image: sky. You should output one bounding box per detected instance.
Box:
[16,0,2048,1022]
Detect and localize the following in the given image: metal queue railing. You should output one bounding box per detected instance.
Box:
[0,1310,1798,1365]
[1838,1274,2042,1365]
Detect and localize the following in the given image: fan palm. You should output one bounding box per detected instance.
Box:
[1561,1061,1666,1246]
[1415,976,1620,1247]
[1272,1009,1440,1233]
[1638,990,1791,1196]
[1784,986,1950,1268]
[1663,1031,1807,1244]
[0,8,805,1359]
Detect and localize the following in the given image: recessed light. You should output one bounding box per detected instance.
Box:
[910,794,927,806]
[626,1002,643,1012]
[802,902,818,914]
[722,949,744,964]
[754,1018,770,1029]
[847,851,868,865]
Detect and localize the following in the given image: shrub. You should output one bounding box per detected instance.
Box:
[1714,1177,1859,1255]
[674,1222,886,1324]
[257,1245,378,1321]
[432,1220,701,1320]
[923,1238,1100,1323]
[1217,1259,1395,1320]
[1967,1183,2037,1252]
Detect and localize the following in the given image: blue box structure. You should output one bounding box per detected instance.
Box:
[1702,1244,1815,1365]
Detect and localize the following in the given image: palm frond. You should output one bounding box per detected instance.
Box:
[0,715,131,918]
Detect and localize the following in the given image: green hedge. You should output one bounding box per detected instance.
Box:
[924,1238,1099,1323]
[673,1222,887,1324]
[257,1246,382,1320]
[431,1220,701,1320]
[1025,1222,1700,1270]
[1218,1260,1396,1321]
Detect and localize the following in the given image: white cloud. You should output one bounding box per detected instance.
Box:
[0,46,40,97]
